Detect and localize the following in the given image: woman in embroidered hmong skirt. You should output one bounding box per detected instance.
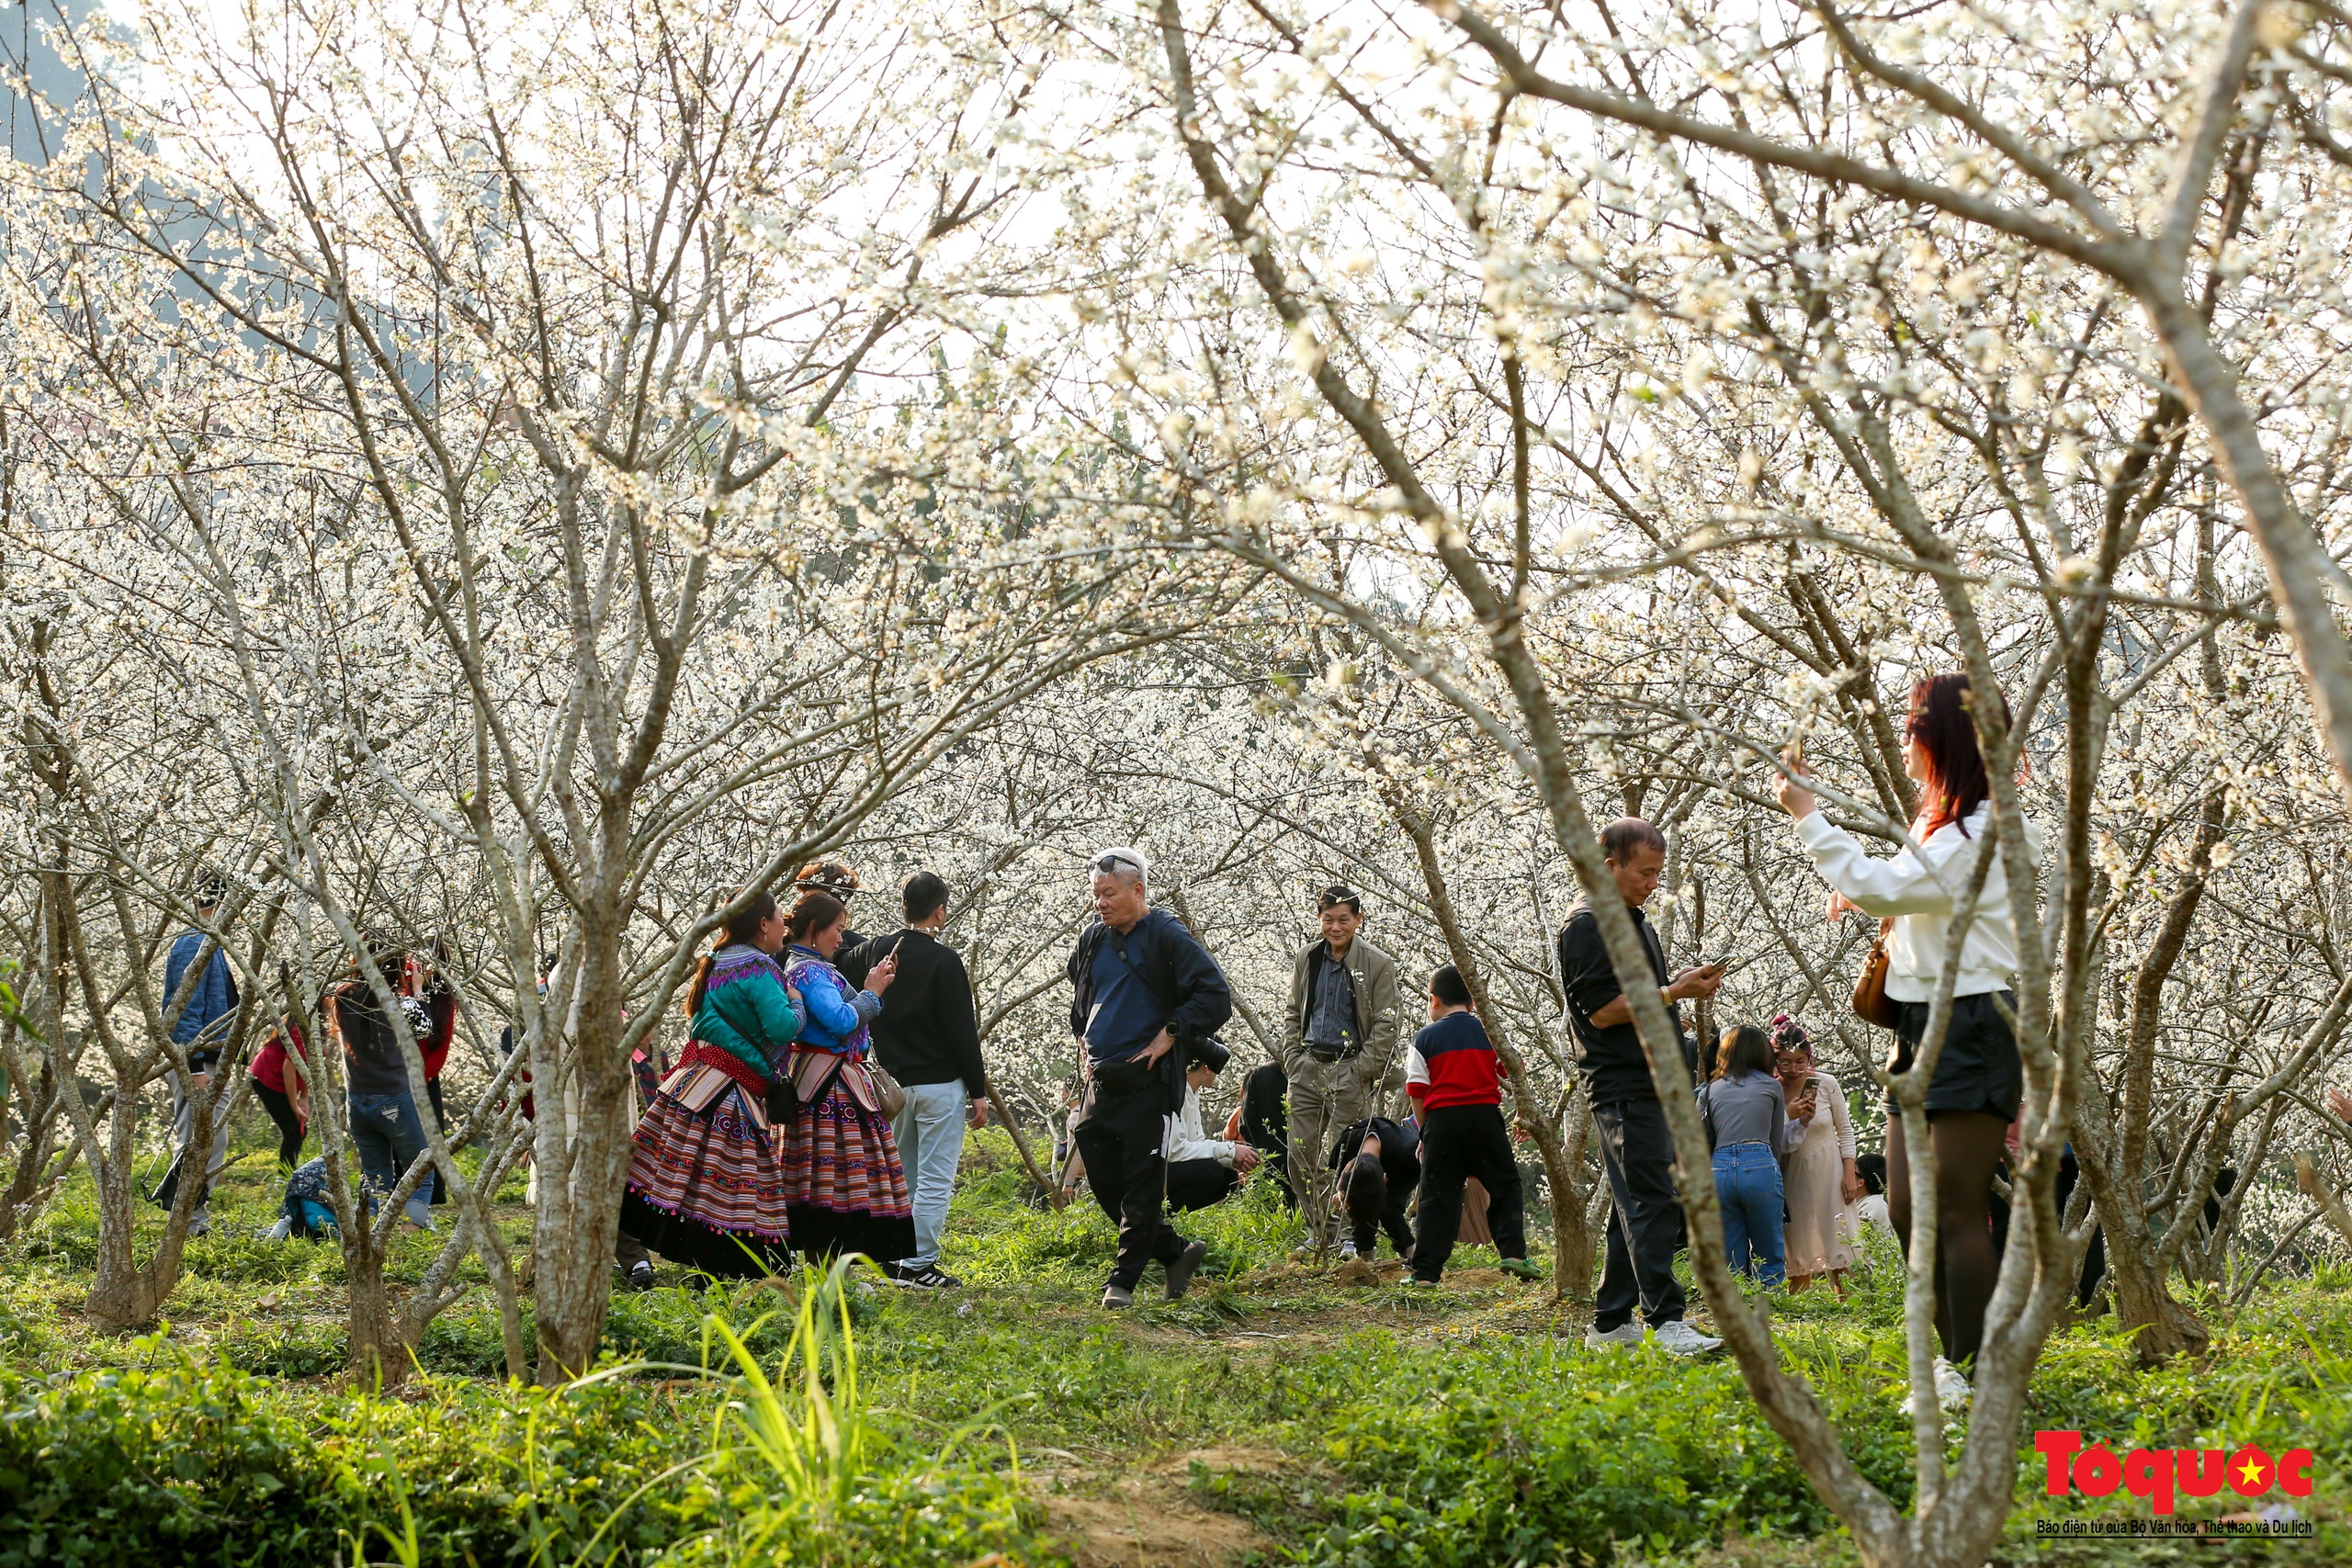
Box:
[778,890,917,1262]
[619,889,804,1279]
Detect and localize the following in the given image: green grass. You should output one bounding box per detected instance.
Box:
[0,1120,2346,1564]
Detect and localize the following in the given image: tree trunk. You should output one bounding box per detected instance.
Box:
[84,1125,159,1333]
[2296,1156,2352,1254]
[989,1086,1066,1209]
[1551,1086,1596,1299]
[0,1056,68,1244]
[2101,1239,2211,1364]
[532,925,635,1383]
[345,1234,404,1389]
[82,1084,209,1332]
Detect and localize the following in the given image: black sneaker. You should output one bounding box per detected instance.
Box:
[627,1260,655,1290]
[886,1261,956,1291]
[1165,1239,1208,1301]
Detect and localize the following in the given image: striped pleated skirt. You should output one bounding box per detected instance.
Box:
[778,1049,915,1263]
[619,1060,792,1279]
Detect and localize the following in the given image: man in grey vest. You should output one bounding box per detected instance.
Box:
[1282,886,1402,1254]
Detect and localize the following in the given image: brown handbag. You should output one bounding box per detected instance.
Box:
[867,1062,909,1121]
[1851,919,1901,1029]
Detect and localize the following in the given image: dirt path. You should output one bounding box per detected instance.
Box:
[1035,1446,1293,1568]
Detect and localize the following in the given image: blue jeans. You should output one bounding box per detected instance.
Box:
[348,1090,435,1229]
[890,1080,967,1268]
[1713,1142,1785,1286]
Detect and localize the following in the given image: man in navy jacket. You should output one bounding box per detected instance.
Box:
[1065,847,1233,1308]
[153,875,241,1229]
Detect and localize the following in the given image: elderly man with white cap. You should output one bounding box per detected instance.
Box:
[1063,847,1235,1308]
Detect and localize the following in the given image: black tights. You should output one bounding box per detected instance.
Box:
[1886,1111,2009,1368]
[253,1082,306,1168]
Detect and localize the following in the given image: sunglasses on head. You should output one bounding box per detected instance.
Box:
[1091,852,1142,875]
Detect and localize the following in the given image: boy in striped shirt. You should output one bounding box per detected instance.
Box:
[1407,965,1542,1286]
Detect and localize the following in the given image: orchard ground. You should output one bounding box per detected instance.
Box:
[0,1120,2345,1567]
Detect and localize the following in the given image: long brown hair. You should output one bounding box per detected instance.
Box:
[1907,672,2011,837]
[686,888,781,1015]
[1713,1023,1775,1081]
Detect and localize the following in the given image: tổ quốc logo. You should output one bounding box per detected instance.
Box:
[2035,1430,2314,1536]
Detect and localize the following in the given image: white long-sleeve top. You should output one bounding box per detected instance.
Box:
[1164,1085,1238,1165]
[1793,802,2040,1003]
[1792,1069,1857,1159]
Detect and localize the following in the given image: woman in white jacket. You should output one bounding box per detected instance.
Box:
[1161,1061,1261,1212]
[1774,672,2037,1408]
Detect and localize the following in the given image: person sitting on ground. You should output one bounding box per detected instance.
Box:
[266,1156,339,1242]
[1698,1024,1806,1287]
[1406,965,1541,1287]
[1327,1113,1419,1264]
[1055,1073,1088,1206]
[1159,1053,1261,1213]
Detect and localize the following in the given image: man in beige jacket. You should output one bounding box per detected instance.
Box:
[1282,886,1402,1254]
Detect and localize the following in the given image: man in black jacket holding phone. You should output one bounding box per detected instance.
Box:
[1065,846,1234,1308]
[840,873,990,1290]
[1557,818,1725,1356]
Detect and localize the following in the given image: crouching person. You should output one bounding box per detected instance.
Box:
[1329,1114,1419,1264]
[1065,848,1235,1307]
[266,1156,339,1242]
[1162,1050,1262,1213]
[1408,965,1542,1287]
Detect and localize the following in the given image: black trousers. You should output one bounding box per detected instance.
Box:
[1413,1103,1526,1281]
[1592,1096,1688,1330]
[1349,1153,1419,1258]
[1073,1081,1187,1289]
[1165,1157,1240,1213]
[253,1082,305,1168]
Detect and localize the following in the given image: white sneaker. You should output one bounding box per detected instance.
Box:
[1583,1321,1644,1349]
[1933,1356,1973,1411]
[264,1216,293,1242]
[188,1209,211,1237]
[1651,1319,1724,1356]
[1338,1239,1359,1262]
